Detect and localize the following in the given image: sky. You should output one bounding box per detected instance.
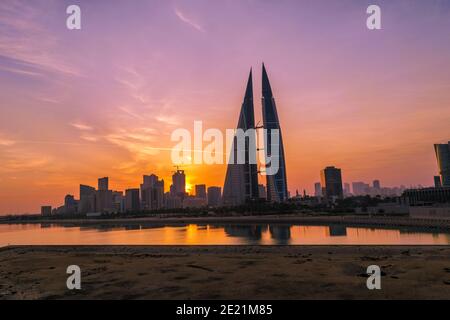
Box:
[1,0,450,214]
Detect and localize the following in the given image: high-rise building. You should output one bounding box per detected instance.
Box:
[98,177,109,191]
[143,174,159,187]
[80,184,96,198]
[261,64,288,202]
[165,192,182,209]
[79,184,96,214]
[96,189,113,213]
[152,180,165,210]
[171,170,186,197]
[373,180,381,190]
[320,166,343,200]
[141,174,165,210]
[208,186,222,207]
[434,176,442,188]
[64,194,78,214]
[352,182,370,196]
[125,188,140,212]
[223,70,259,206]
[434,142,450,187]
[112,191,124,213]
[96,177,113,213]
[314,182,322,197]
[343,183,351,196]
[195,184,207,199]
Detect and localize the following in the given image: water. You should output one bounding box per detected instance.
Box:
[1,223,449,246]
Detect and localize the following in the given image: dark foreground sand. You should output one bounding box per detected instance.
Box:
[0,246,449,300]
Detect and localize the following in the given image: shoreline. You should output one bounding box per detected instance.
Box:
[1,245,449,299]
[1,215,449,232]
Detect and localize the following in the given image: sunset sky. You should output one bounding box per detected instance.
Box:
[1,0,450,214]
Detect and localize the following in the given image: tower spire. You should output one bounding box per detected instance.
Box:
[261,64,288,202]
[244,68,253,104]
[262,63,273,98]
[222,68,259,206]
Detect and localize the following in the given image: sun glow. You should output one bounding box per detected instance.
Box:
[186,182,193,194]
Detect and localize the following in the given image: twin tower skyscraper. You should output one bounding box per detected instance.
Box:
[223,64,288,205]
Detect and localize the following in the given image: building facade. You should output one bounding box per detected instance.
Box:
[223,69,259,206]
[314,182,322,197]
[125,188,140,212]
[208,186,222,207]
[320,166,343,200]
[79,184,96,214]
[261,64,288,202]
[195,184,207,199]
[41,206,52,216]
[171,170,186,197]
[373,180,381,190]
[434,176,442,188]
[352,182,370,196]
[141,174,165,210]
[401,187,450,206]
[64,194,78,214]
[98,177,109,191]
[434,142,450,187]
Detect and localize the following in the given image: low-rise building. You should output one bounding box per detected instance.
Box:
[401,187,450,206]
[41,206,52,216]
[183,196,207,208]
[409,205,450,220]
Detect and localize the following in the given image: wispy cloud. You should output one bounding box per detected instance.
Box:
[174,7,205,33]
[0,152,51,174]
[115,66,153,104]
[2,157,49,172]
[71,122,93,131]
[104,127,163,164]
[0,1,80,77]
[118,106,145,120]
[35,96,61,104]
[0,64,41,77]
[0,138,15,146]
[80,135,99,142]
[155,115,180,126]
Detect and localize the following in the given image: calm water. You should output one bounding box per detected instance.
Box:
[1,223,449,246]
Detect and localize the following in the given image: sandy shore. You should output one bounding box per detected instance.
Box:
[0,245,449,300]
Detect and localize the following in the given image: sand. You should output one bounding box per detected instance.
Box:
[0,245,449,300]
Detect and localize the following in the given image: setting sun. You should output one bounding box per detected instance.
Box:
[186,182,193,195]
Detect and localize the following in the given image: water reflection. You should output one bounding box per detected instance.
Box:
[329,225,347,237]
[0,222,449,246]
[224,225,263,240]
[269,225,291,244]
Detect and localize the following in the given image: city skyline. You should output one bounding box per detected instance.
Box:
[2,1,450,214]
[36,135,449,215]
[39,167,416,217]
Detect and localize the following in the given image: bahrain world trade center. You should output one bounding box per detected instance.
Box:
[223,64,288,205]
